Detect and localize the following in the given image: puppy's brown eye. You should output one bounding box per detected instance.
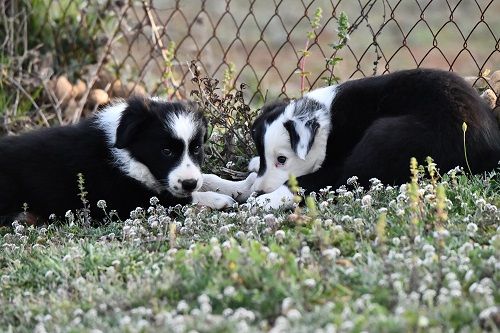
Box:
[193,145,201,153]
[277,156,287,164]
[162,148,173,157]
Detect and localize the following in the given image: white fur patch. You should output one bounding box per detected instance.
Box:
[255,185,294,210]
[95,101,160,192]
[192,191,236,209]
[166,112,202,196]
[305,85,337,108]
[168,113,196,143]
[248,156,260,172]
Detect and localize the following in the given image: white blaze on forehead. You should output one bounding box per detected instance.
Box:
[95,100,160,192]
[168,113,197,143]
[166,112,203,196]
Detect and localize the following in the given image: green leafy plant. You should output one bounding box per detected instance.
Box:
[323,12,350,85]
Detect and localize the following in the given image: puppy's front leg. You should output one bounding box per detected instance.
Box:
[201,172,257,202]
[192,191,236,209]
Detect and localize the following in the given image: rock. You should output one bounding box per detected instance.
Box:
[88,89,109,108]
[127,82,146,96]
[111,80,127,98]
[489,70,500,95]
[72,79,87,101]
[480,89,497,109]
[463,76,489,90]
[54,76,73,106]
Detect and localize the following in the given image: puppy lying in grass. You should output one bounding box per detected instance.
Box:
[0,97,238,225]
[216,69,500,210]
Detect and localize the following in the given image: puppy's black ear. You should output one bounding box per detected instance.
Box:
[115,97,151,149]
[202,116,209,142]
[260,99,288,114]
[284,118,319,160]
[284,120,300,154]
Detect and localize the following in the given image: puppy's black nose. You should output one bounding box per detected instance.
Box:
[181,179,198,192]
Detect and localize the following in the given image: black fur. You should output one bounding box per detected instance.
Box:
[0,97,207,225]
[253,68,500,191]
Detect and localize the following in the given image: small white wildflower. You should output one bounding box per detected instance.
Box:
[222,308,233,317]
[149,196,159,206]
[177,300,189,313]
[96,200,107,209]
[210,245,222,262]
[275,230,285,242]
[466,222,478,236]
[303,278,316,288]
[286,309,301,320]
[392,237,401,246]
[301,246,311,259]
[361,194,372,208]
[322,248,341,261]
[341,215,352,223]
[264,214,278,227]
[346,176,358,185]
[418,316,429,327]
[224,286,236,297]
[281,297,294,313]
[267,252,279,264]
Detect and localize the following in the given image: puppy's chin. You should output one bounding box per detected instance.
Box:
[168,188,195,198]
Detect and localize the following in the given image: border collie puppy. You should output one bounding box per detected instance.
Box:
[249,68,500,209]
[0,97,235,224]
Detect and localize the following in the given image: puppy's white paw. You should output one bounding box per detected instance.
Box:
[255,185,294,210]
[201,172,258,202]
[248,156,260,172]
[192,191,236,209]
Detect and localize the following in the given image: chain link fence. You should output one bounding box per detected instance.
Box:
[1,0,499,126]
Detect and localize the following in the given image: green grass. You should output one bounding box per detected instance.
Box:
[0,168,499,332]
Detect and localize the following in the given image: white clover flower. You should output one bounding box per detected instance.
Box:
[346,176,358,185]
[200,302,212,314]
[224,286,236,297]
[392,237,401,246]
[286,309,301,320]
[264,214,278,227]
[418,316,429,327]
[210,245,222,262]
[177,300,189,313]
[222,308,233,317]
[267,252,279,264]
[466,222,478,236]
[97,200,107,209]
[322,248,341,261]
[433,228,450,240]
[274,230,285,242]
[301,246,311,259]
[281,297,294,313]
[303,278,316,288]
[361,194,372,208]
[232,308,255,322]
[14,224,25,235]
[341,215,352,223]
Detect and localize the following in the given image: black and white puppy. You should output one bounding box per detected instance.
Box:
[249,68,500,209]
[0,96,234,224]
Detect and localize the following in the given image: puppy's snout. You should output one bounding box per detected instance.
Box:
[181,178,198,192]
